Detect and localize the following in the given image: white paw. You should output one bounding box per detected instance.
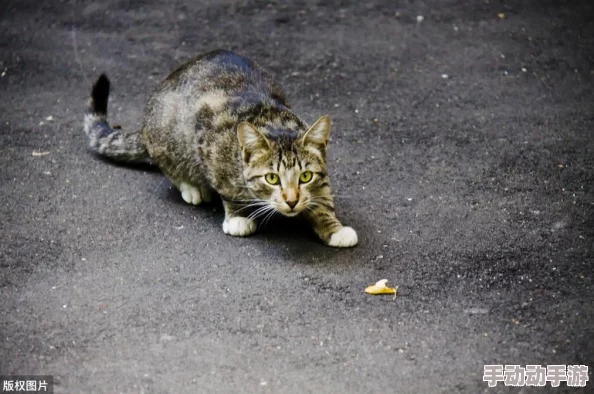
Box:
[222,217,257,237]
[179,182,202,205]
[328,226,358,248]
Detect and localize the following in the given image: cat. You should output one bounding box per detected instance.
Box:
[83,49,357,247]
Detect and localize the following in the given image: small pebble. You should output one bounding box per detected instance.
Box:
[464,308,489,315]
[160,334,175,342]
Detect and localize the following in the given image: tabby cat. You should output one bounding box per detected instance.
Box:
[83,50,357,247]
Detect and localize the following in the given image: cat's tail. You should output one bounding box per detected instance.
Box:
[83,74,149,162]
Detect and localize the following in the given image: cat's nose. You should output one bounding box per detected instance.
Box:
[283,189,299,209]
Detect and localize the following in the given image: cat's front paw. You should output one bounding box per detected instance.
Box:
[223,217,257,237]
[328,226,358,248]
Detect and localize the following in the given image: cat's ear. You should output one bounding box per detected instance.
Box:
[237,122,270,162]
[301,115,330,148]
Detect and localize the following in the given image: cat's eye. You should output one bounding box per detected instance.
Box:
[299,171,313,183]
[265,173,280,185]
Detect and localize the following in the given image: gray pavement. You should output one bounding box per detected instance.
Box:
[1,0,593,393]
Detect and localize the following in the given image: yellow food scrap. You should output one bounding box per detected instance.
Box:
[365,279,397,296]
[497,13,505,19]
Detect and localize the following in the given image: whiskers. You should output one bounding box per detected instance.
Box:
[246,204,274,220]
[303,196,334,212]
[237,200,278,223]
[243,201,284,229]
[232,199,269,214]
[259,207,278,228]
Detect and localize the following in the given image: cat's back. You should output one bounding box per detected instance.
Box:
[158,50,281,98]
[144,50,287,130]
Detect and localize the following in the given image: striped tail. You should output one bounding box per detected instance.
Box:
[83,74,148,162]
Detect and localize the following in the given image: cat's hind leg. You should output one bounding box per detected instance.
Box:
[143,127,213,206]
[177,181,212,205]
[162,160,213,205]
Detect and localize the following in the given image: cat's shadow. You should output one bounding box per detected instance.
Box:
[165,185,314,240]
[93,153,161,173]
[164,185,360,264]
[96,155,359,260]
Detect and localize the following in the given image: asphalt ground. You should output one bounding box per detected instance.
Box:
[1,0,593,393]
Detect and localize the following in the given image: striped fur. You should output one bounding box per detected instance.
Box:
[83,75,148,162]
[83,50,357,246]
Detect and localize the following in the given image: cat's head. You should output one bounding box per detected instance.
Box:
[237,116,331,217]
